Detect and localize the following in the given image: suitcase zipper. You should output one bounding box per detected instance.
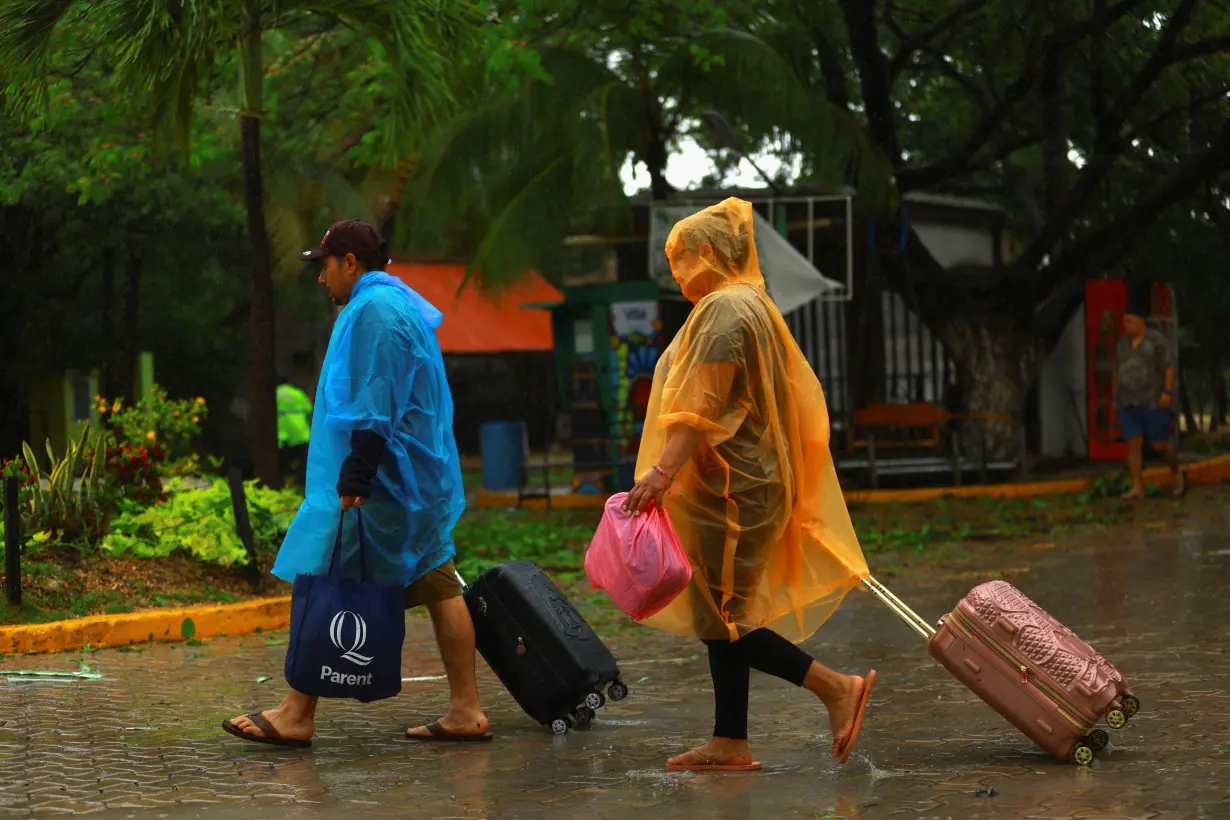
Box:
[948,610,1094,730]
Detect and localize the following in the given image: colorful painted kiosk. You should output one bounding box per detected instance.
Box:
[524,281,691,494]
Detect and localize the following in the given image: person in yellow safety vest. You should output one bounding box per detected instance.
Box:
[277,376,313,486]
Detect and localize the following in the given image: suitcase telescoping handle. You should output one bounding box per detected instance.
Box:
[862,575,937,641]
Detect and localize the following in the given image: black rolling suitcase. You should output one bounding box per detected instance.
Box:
[462,560,629,734]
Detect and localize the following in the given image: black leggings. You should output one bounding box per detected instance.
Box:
[705,628,815,741]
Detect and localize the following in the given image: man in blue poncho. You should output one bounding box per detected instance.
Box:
[223,220,491,747]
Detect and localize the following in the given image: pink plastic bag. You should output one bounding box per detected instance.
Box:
[585,493,692,621]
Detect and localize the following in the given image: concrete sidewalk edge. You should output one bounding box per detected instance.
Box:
[478,454,1230,509]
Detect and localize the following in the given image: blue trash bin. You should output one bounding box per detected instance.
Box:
[480,421,526,492]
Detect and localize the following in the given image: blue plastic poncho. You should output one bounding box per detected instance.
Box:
[271,272,465,586]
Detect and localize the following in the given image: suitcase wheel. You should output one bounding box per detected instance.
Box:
[607,680,629,702]
[585,691,606,711]
[1086,729,1109,752]
[573,706,595,729]
[1106,708,1128,730]
[550,718,570,735]
[1071,742,1095,767]
[1121,694,1141,718]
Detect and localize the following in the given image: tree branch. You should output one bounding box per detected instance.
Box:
[887,0,993,79]
[839,0,900,162]
[900,128,1042,191]
[806,24,851,110]
[1170,35,1230,63]
[1095,0,1198,150]
[1035,118,1230,292]
[897,68,1042,190]
[1018,1,1213,270]
[1090,0,1107,128]
[910,49,992,110]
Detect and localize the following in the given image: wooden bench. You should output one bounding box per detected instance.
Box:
[847,402,946,455]
[841,402,1019,488]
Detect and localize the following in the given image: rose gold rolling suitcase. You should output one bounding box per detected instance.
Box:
[864,577,1141,766]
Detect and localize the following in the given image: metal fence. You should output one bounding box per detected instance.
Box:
[784,290,957,427]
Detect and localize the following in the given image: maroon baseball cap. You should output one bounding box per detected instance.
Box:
[300,219,388,266]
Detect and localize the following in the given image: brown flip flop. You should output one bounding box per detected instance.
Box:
[221,712,312,749]
[405,720,494,743]
[666,748,762,772]
[836,669,876,764]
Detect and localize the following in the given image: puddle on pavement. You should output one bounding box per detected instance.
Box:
[14,499,1230,820]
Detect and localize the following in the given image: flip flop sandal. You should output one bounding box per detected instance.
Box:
[405,720,494,743]
[665,748,763,772]
[837,669,877,765]
[221,712,312,749]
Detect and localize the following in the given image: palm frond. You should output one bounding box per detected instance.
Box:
[399,45,636,277]
[659,28,896,211]
[313,0,486,163]
[0,0,81,115]
[106,1,233,143]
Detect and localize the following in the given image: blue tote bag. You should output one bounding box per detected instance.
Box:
[284,510,405,702]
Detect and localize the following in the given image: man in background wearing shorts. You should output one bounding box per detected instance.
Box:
[1114,299,1185,499]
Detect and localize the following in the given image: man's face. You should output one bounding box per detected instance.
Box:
[318,253,362,305]
[1123,313,1147,338]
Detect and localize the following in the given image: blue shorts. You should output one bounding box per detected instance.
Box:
[1118,406,1173,444]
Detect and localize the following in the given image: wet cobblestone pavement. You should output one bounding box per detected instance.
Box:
[2,493,1229,819]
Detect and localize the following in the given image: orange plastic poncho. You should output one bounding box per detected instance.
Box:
[634,197,869,643]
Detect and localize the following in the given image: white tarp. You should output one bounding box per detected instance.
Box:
[649,205,844,314]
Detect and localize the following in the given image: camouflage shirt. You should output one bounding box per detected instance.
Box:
[1116,329,1174,409]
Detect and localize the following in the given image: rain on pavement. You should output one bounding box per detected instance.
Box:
[1,493,1227,819]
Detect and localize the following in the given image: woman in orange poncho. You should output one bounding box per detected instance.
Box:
[624,197,875,772]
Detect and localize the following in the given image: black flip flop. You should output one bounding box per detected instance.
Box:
[405,720,494,743]
[221,712,312,749]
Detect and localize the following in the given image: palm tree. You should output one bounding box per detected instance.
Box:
[0,0,481,485]
[402,22,894,289]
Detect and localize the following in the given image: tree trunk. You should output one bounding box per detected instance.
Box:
[839,0,900,163]
[645,135,672,201]
[117,255,141,404]
[101,246,116,399]
[1211,366,1226,432]
[241,115,280,487]
[934,318,1040,462]
[239,13,280,487]
[1040,50,1070,211]
[0,206,33,458]
[846,246,886,411]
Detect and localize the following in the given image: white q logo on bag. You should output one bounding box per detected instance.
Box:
[328,610,374,667]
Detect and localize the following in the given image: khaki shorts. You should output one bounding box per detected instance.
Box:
[404,559,464,609]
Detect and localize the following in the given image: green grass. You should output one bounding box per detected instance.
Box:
[0,480,1138,629]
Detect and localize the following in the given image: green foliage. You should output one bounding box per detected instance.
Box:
[102,479,301,567]
[1080,472,1133,503]
[95,384,207,475]
[452,509,596,582]
[19,425,109,547]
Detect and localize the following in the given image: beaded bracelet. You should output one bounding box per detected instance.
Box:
[651,464,674,489]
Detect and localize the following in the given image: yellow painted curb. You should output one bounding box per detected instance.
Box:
[0,596,292,657]
[476,454,1230,510]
